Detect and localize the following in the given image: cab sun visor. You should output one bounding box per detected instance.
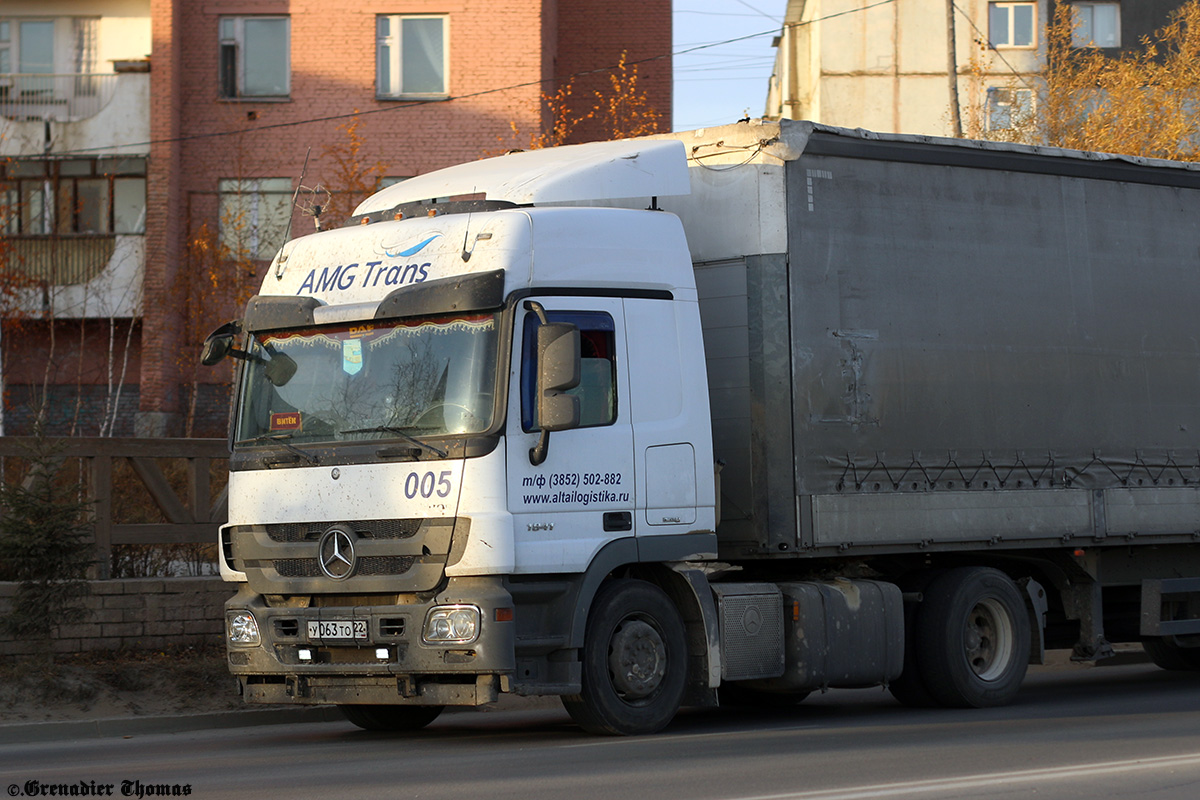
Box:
[375,269,505,320]
[244,295,321,332]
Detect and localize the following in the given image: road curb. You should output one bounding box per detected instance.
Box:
[0,706,344,744]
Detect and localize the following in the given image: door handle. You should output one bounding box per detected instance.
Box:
[603,511,632,532]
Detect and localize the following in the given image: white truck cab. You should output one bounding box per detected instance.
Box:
[209,138,719,735]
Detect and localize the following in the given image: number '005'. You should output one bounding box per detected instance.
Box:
[405,470,453,499]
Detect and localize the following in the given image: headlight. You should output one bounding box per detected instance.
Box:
[422,605,480,645]
[227,611,261,646]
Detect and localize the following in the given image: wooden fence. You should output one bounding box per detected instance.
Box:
[0,437,229,579]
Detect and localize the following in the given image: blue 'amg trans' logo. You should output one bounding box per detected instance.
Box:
[296,234,441,295]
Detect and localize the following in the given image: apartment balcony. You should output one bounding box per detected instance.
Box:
[0,73,121,122]
[0,68,149,157]
[2,234,144,319]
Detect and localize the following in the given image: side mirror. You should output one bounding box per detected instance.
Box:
[529,320,580,466]
[200,321,242,366]
[534,322,581,431]
[200,321,296,385]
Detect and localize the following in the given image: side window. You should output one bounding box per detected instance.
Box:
[219,16,290,98]
[521,310,616,432]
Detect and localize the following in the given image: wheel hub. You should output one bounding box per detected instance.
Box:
[608,619,667,699]
[965,598,1013,681]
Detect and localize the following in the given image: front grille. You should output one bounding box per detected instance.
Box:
[266,519,422,543]
[275,559,321,578]
[273,556,415,578]
[359,556,415,575]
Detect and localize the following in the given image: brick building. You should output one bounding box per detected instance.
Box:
[1,0,671,437]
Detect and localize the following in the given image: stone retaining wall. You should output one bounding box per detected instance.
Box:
[0,577,231,656]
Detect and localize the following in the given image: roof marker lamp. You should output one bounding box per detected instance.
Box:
[227,611,261,646]
[423,605,480,645]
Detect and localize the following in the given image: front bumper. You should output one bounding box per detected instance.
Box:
[225,576,515,706]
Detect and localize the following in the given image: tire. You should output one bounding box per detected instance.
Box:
[1143,637,1200,671]
[888,572,942,708]
[915,567,1031,708]
[339,704,444,731]
[562,579,688,735]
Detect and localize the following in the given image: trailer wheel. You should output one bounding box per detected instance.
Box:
[562,579,688,735]
[1143,637,1200,671]
[339,704,444,731]
[916,567,1030,708]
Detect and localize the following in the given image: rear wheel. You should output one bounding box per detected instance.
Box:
[916,567,1030,708]
[562,579,688,735]
[339,704,444,731]
[1143,637,1200,671]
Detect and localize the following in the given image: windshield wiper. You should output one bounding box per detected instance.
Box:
[339,426,448,458]
[234,432,320,466]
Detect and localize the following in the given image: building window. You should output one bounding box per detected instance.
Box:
[376,15,448,98]
[0,157,146,236]
[219,16,289,99]
[219,178,293,260]
[521,310,617,431]
[2,19,53,73]
[0,21,10,74]
[986,87,1033,131]
[0,17,99,75]
[1071,2,1120,48]
[989,2,1036,48]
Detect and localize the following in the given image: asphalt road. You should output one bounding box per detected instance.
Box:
[4,660,1200,800]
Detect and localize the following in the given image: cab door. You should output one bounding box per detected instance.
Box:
[506,297,635,574]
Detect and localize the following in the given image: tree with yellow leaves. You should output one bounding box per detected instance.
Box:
[974,1,1200,160]
[510,52,665,150]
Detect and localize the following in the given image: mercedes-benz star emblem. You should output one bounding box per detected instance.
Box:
[317,527,356,580]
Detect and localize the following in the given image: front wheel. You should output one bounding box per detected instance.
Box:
[915,567,1031,708]
[339,704,444,731]
[562,579,688,735]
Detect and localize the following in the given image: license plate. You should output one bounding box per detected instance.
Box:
[307,619,368,641]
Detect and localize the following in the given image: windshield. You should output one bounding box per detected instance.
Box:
[235,311,500,446]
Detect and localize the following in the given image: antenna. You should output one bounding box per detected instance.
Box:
[283,147,311,245]
[299,183,332,231]
[275,148,312,279]
[461,186,478,262]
